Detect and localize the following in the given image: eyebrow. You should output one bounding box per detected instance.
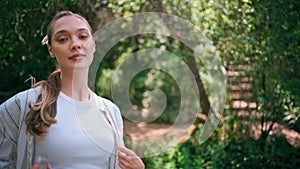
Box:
[54,28,90,37]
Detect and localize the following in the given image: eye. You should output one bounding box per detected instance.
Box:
[57,37,68,42]
[79,32,90,40]
[79,35,89,40]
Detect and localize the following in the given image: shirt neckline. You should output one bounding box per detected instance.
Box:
[59,89,95,107]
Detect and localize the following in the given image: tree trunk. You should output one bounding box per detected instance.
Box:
[179,56,213,143]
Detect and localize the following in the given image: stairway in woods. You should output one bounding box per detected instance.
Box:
[227,63,256,113]
[226,62,256,136]
[225,61,300,147]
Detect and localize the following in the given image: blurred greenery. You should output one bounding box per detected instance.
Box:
[143,126,300,169]
[0,0,299,168]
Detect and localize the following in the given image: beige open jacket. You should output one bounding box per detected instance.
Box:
[0,87,124,169]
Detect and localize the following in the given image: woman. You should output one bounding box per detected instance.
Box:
[0,11,144,169]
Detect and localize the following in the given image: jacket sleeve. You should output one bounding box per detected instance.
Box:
[112,104,124,146]
[100,97,124,169]
[0,94,22,169]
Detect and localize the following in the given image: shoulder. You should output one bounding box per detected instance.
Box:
[102,97,120,111]
[0,87,41,130]
[0,86,41,113]
[14,86,41,105]
[1,86,40,104]
[17,86,41,99]
[93,93,120,112]
[93,93,122,122]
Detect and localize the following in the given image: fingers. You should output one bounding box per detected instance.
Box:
[47,163,52,169]
[32,161,42,169]
[117,146,145,169]
[32,162,52,169]
[118,145,136,156]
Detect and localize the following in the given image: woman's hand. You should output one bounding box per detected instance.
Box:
[32,161,52,169]
[118,145,145,169]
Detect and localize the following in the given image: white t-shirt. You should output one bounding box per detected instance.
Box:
[34,91,115,169]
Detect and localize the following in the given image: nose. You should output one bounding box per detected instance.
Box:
[71,38,82,50]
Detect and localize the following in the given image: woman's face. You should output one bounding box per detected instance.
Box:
[47,15,95,71]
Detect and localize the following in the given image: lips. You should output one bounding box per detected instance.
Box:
[68,54,85,60]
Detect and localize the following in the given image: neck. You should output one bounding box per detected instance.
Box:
[60,68,90,101]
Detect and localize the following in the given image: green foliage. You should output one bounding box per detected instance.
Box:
[143,127,300,169]
[0,1,54,101]
[1,0,299,168]
[249,0,300,131]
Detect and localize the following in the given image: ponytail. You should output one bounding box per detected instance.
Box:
[25,69,61,135]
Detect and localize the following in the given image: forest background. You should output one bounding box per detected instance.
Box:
[0,0,299,168]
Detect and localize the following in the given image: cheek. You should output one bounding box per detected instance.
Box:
[52,48,68,64]
[86,41,95,55]
[54,56,63,66]
[53,45,68,56]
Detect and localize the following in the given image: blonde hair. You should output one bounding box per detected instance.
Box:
[26,69,61,135]
[25,11,92,135]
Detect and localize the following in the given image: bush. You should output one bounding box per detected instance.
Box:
[143,133,300,169]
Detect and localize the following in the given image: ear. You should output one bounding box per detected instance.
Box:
[47,44,55,58]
